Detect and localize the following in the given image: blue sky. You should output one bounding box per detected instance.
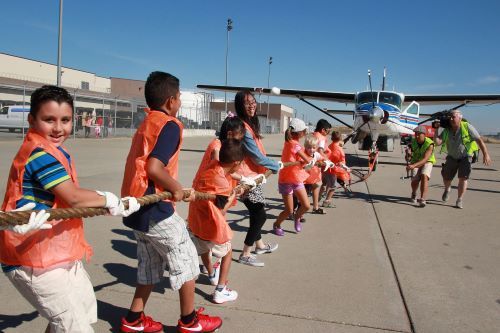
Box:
[2,1,500,133]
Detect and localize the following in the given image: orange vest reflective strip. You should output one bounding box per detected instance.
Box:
[121,109,183,199]
[278,140,309,184]
[188,161,233,244]
[242,122,268,175]
[0,130,92,268]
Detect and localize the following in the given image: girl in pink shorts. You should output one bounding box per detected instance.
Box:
[273,118,313,236]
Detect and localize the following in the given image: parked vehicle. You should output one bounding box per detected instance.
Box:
[0,105,30,132]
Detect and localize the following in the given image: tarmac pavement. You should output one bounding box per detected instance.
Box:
[0,134,499,333]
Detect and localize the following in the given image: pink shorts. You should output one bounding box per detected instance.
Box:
[278,182,305,195]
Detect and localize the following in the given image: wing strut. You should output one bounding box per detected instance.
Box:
[298,97,353,129]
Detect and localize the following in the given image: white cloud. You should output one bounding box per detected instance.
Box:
[472,75,500,86]
[413,83,455,91]
[101,51,153,68]
[24,21,57,34]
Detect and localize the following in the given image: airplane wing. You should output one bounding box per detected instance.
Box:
[405,93,500,105]
[197,84,500,106]
[196,84,356,104]
[326,109,355,115]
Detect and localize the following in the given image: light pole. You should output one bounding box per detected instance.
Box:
[266,56,273,132]
[57,0,63,86]
[224,18,233,114]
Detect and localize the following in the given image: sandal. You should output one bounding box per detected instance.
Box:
[272,224,285,236]
[311,208,325,214]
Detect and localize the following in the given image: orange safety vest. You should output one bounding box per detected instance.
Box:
[304,154,324,185]
[242,122,268,175]
[313,131,330,155]
[188,161,233,244]
[327,142,350,182]
[121,109,183,199]
[279,139,310,184]
[192,138,221,187]
[0,130,92,268]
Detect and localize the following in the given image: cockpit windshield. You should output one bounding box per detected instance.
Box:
[356,92,377,105]
[379,92,402,109]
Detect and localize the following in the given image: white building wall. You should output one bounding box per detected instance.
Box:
[178,91,206,123]
[0,53,110,93]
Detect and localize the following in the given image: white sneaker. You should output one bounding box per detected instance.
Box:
[253,243,279,255]
[238,254,265,267]
[213,286,238,304]
[208,261,220,286]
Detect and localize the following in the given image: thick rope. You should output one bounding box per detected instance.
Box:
[0,172,273,227]
[0,160,328,227]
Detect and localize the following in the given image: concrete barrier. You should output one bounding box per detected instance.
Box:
[182,129,216,137]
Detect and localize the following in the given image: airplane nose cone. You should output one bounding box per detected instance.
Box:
[369,106,384,122]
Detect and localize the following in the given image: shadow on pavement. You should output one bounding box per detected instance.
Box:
[0,311,38,331]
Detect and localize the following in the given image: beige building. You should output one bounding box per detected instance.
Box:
[0,52,294,133]
[0,52,110,93]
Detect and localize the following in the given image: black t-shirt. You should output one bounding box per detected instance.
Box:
[123,117,180,231]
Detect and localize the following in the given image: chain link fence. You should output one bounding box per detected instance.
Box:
[0,83,218,139]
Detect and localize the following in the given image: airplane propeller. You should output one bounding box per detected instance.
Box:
[344,69,387,144]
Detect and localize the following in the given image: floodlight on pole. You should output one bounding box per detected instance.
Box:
[266,56,273,132]
[56,0,63,87]
[224,18,233,113]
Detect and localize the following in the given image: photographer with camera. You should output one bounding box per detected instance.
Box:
[434,109,492,209]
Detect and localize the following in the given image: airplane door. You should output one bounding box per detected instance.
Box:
[402,101,419,124]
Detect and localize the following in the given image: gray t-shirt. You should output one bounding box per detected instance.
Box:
[438,123,480,159]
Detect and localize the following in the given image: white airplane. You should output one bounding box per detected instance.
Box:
[198,69,500,155]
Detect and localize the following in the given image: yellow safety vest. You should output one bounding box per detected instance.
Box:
[411,137,436,165]
[440,120,479,157]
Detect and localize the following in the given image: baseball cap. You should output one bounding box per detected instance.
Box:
[289,118,307,132]
[413,125,427,134]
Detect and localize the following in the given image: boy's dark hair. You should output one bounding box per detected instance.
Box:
[331,131,342,142]
[234,90,261,138]
[219,139,244,164]
[219,117,246,140]
[145,71,179,110]
[30,85,74,117]
[315,119,332,132]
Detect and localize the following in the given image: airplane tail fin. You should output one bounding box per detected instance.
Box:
[381,67,386,91]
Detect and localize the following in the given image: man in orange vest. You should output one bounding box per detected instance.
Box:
[120,72,222,333]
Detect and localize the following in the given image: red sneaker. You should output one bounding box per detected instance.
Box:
[121,313,163,332]
[177,308,222,333]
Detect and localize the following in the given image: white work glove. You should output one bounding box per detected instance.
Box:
[121,197,141,217]
[277,161,284,170]
[240,176,257,190]
[96,191,124,216]
[304,154,317,170]
[340,163,351,173]
[253,174,267,185]
[323,160,335,172]
[0,202,52,234]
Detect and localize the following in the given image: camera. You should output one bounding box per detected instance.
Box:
[431,111,452,129]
